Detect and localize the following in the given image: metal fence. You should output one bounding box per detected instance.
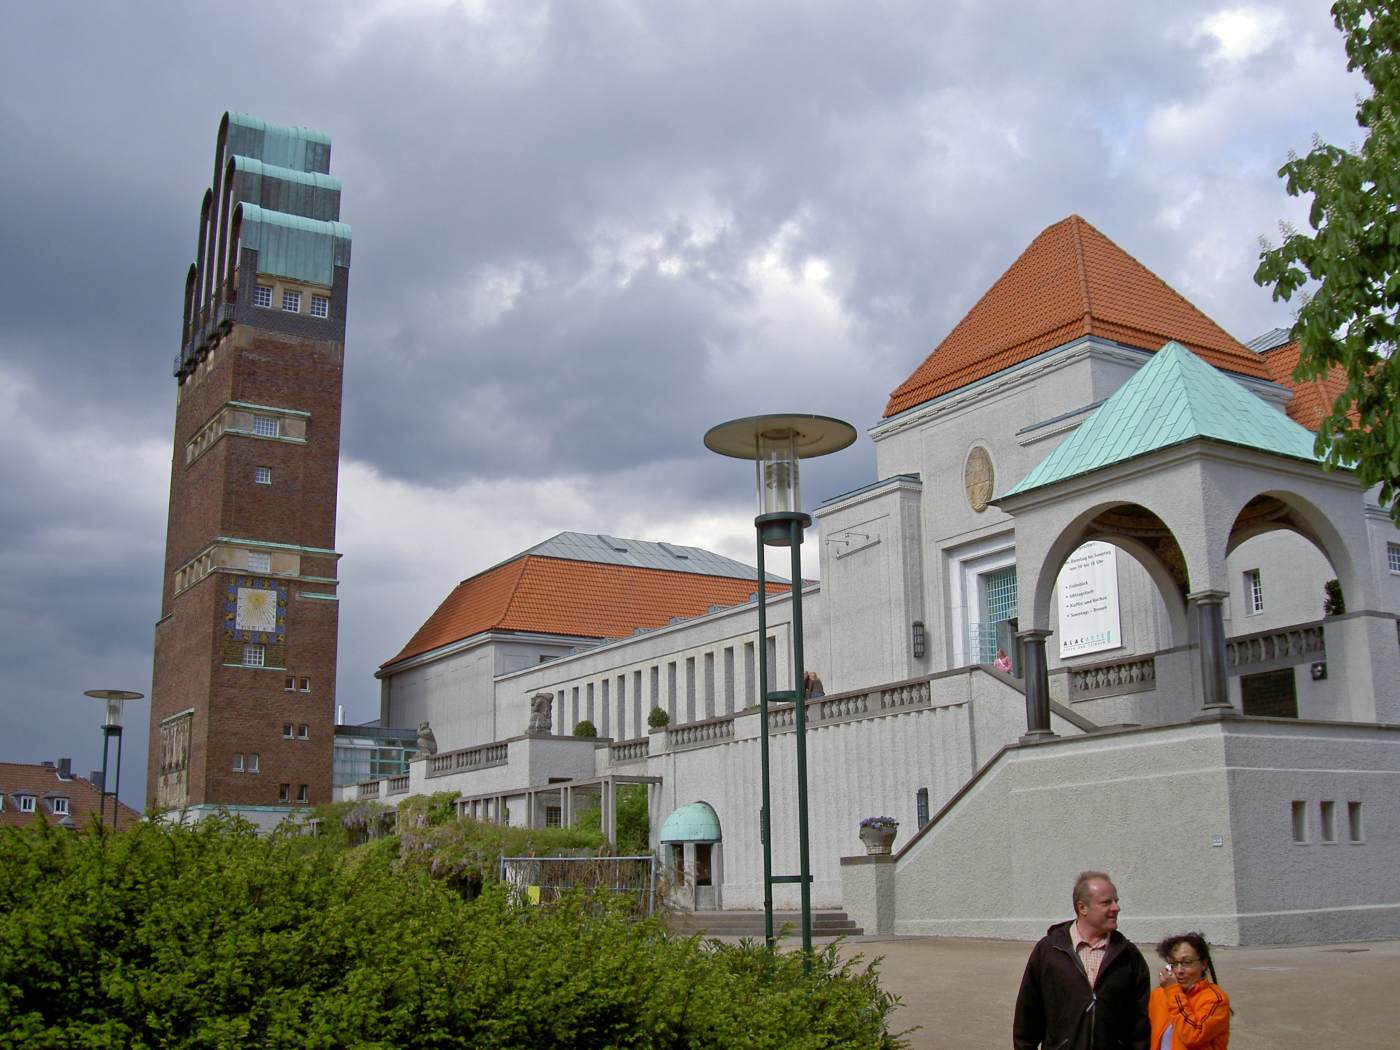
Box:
[498,854,658,917]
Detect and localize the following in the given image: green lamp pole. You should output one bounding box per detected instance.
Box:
[85,689,143,829]
[704,414,856,961]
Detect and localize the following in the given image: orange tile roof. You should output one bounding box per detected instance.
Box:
[383,555,787,669]
[0,761,140,830]
[1260,340,1351,432]
[884,215,1272,417]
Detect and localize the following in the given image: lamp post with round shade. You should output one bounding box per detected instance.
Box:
[84,689,143,829]
[703,413,856,960]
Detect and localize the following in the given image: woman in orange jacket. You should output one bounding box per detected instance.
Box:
[1149,931,1230,1049]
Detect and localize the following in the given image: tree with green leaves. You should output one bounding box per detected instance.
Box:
[1255,0,1400,521]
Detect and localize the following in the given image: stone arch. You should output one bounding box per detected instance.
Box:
[1030,499,1192,646]
[1225,488,1359,602]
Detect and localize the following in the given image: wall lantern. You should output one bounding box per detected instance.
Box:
[912,620,926,660]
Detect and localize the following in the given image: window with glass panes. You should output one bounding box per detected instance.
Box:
[253,285,273,308]
[973,566,1017,664]
[282,290,301,313]
[311,294,329,318]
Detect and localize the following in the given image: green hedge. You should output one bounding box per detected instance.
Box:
[0,819,906,1048]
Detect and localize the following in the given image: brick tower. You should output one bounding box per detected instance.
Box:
[147,112,351,824]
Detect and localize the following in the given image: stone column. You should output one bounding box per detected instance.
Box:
[1018,628,1056,742]
[1188,590,1236,717]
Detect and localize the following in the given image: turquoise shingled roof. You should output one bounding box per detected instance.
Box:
[1003,341,1327,497]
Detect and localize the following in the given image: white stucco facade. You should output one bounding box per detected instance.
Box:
[358,298,1400,945]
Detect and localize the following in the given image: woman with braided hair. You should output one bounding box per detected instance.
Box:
[1149,931,1230,1049]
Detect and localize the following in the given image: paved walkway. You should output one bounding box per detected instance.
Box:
[813,934,1400,1049]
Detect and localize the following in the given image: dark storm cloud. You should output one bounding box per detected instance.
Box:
[0,0,1365,804]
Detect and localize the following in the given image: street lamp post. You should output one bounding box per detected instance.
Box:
[84,689,144,829]
[704,414,856,960]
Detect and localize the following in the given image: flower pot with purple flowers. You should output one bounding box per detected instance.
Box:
[858,816,898,855]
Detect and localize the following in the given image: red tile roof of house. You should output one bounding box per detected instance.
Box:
[1260,339,1351,432]
[0,760,140,830]
[383,555,788,669]
[884,215,1273,417]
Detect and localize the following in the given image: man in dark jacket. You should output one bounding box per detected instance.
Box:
[1012,870,1150,1050]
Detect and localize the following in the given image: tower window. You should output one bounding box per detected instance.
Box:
[253,285,273,308]
[242,643,266,667]
[297,724,309,739]
[299,677,311,692]
[285,676,296,691]
[254,466,272,485]
[282,290,301,313]
[278,783,290,803]
[283,723,295,739]
[1389,543,1400,574]
[296,784,309,804]
[311,294,329,318]
[1244,569,1263,615]
[232,752,245,772]
[252,415,280,438]
[248,753,260,773]
[247,551,271,573]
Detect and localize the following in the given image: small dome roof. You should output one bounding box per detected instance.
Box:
[659,801,721,843]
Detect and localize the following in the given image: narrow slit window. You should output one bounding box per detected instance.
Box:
[1290,799,1307,843]
[1244,569,1263,614]
[1320,800,1337,843]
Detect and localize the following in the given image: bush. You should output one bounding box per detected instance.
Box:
[647,706,670,728]
[0,819,907,1047]
[573,784,650,855]
[573,719,598,738]
[1324,578,1346,616]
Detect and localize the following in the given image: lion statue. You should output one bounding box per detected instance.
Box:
[527,692,553,735]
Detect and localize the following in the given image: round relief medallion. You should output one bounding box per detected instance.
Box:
[964,446,994,513]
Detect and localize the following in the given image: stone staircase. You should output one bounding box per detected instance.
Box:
[666,909,863,939]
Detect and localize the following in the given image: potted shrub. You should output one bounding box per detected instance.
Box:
[858,816,899,855]
[647,706,670,729]
[573,719,598,739]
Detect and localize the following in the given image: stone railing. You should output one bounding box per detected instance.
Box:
[356,780,382,800]
[1068,656,1157,700]
[386,773,410,795]
[1227,622,1325,672]
[610,736,650,763]
[770,677,934,731]
[427,741,509,778]
[668,716,735,750]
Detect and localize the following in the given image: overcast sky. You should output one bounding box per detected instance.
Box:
[0,1,1364,809]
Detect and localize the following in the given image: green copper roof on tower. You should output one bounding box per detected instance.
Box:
[234,203,351,286]
[225,111,331,173]
[1003,341,1329,497]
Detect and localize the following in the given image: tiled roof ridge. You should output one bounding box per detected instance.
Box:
[1080,217,1254,359]
[516,552,762,586]
[500,552,535,623]
[1071,214,1094,335]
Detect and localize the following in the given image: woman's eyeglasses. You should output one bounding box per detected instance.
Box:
[1168,958,1202,969]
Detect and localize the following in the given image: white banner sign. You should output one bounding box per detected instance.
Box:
[1057,541,1121,658]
